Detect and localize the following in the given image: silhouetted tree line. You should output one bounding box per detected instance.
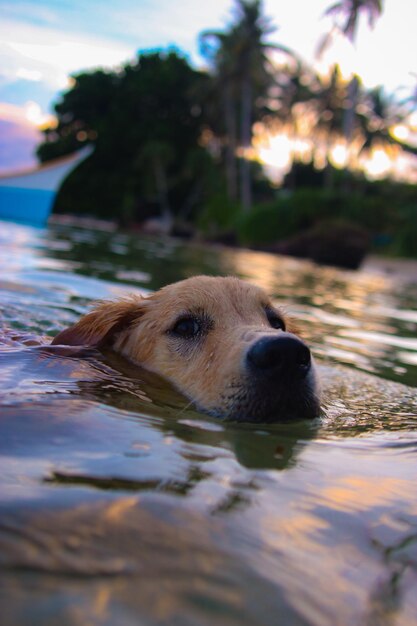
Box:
[38,0,417,237]
[38,52,215,226]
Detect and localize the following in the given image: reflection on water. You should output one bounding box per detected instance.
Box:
[0,219,417,626]
[2,219,416,385]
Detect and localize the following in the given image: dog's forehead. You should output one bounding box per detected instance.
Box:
[148,276,269,317]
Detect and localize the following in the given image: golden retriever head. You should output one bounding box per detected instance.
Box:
[52,276,320,421]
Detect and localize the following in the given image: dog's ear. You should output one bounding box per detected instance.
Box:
[51,297,146,347]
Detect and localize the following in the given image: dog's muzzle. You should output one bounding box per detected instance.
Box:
[203,332,320,422]
[212,331,321,422]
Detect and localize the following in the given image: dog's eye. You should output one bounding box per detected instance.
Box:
[266,308,285,331]
[171,316,201,339]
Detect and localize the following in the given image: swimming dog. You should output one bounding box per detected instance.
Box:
[52,275,320,421]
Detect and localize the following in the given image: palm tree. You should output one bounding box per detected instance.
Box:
[200,29,240,202]
[357,86,417,157]
[324,0,383,42]
[200,0,291,211]
[234,0,279,211]
[321,0,383,146]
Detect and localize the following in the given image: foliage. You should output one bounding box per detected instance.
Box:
[197,190,241,237]
[391,205,417,257]
[200,0,292,210]
[35,0,417,260]
[324,0,383,43]
[236,181,417,257]
[38,50,215,224]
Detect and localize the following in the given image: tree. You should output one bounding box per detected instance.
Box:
[324,0,383,42]
[136,140,175,231]
[321,0,383,146]
[199,29,240,202]
[356,86,417,158]
[37,51,211,226]
[200,0,290,211]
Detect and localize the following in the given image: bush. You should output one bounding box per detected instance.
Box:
[275,218,370,269]
[236,196,296,245]
[236,189,362,246]
[236,186,417,257]
[390,204,417,258]
[197,191,241,238]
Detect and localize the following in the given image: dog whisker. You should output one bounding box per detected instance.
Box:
[174,398,196,417]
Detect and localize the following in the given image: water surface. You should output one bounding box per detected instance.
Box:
[1,219,416,626]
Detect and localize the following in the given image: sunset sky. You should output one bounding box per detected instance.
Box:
[1,0,416,172]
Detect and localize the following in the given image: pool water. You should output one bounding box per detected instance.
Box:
[1,219,416,626]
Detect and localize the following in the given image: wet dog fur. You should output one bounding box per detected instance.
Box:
[52,275,320,421]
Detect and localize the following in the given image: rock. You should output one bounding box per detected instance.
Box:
[271,220,370,269]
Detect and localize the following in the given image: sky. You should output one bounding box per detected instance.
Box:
[1,0,416,172]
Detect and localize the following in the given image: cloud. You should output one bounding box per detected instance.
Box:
[1,2,60,27]
[1,0,416,175]
[0,102,44,172]
[0,18,133,92]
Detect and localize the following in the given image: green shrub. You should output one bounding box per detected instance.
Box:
[236,197,296,245]
[390,204,417,257]
[197,191,241,237]
[236,189,360,246]
[236,187,417,253]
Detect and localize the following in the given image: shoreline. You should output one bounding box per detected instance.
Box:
[48,214,417,286]
[361,255,417,286]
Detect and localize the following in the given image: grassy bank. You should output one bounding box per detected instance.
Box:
[198,176,417,260]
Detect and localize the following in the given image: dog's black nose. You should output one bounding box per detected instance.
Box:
[247,334,311,378]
